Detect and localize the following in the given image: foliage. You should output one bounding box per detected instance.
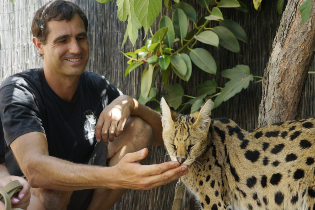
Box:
[119,0,263,113]
[256,0,311,24]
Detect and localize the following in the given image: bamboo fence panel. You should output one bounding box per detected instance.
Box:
[0,0,314,209]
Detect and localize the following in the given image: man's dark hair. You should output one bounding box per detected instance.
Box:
[31,0,88,44]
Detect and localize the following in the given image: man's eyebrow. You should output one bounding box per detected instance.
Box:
[77,32,87,37]
[54,34,70,42]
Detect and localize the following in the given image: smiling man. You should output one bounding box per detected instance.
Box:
[0,1,188,210]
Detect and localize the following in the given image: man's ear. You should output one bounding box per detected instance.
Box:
[32,37,45,55]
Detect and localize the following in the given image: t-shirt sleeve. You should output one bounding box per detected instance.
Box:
[0,83,45,146]
[0,121,6,164]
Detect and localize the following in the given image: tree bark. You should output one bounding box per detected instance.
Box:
[258,0,315,127]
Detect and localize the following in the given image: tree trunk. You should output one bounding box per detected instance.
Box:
[258,0,315,127]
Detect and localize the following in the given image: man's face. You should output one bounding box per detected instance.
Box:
[38,14,89,77]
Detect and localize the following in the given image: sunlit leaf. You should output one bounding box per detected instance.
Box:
[134,48,146,54]
[141,65,154,99]
[170,54,187,76]
[173,8,188,40]
[236,1,248,12]
[300,0,311,24]
[159,55,171,70]
[173,2,197,22]
[194,31,219,47]
[189,48,217,74]
[196,0,210,8]
[134,0,162,34]
[218,0,240,7]
[145,38,153,49]
[164,84,184,110]
[213,26,240,53]
[116,0,129,21]
[205,7,223,20]
[253,0,262,10]
[125,61,144,77]
[147,55,159,64]
[148,43,160,52]
[9,0,14,4]
[214,65,253,108]
[197,79,217,95]
[152,27,168,44]
[219,19,248,43]
[159,17,175,47]
[138,88,157,105]
[138,51,148,58]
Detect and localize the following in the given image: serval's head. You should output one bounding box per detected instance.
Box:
[161,98,212,166]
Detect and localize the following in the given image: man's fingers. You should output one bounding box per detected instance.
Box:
[140,161,181,177]
[124,148,149,163]
[141,165,188,190]
[116,118,127,137]
[108,120,118,142]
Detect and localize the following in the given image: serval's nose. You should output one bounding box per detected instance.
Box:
[176,157,186,164]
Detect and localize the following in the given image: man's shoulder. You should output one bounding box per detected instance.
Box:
[0,69,42,88]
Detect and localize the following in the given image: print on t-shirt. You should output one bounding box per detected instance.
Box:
[84,110,97,145]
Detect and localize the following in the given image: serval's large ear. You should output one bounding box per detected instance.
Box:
[193,99,212,130]
[161,97,175,130]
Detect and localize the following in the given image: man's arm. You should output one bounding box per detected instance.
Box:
[95,95,164,146]
[10,132,187,191]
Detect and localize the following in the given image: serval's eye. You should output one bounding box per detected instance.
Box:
[187,144,194,153]
[171,143,177,151]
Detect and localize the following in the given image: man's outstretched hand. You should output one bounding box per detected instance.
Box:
[109,148,188,190]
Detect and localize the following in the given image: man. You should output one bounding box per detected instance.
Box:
[0,1,188,209]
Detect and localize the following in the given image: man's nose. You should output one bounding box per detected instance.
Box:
[69,39,81,54]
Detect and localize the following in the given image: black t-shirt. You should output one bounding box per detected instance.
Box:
[0,68,121,176]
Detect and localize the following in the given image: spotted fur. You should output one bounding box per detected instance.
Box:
[161,98,315,210]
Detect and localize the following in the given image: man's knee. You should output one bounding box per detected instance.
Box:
[127,116,153,147]
[31,188,72,210]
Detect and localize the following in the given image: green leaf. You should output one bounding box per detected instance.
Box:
[173,2,197,22]
[164,0,172,10]
[121,0,142,45]
[213,26,240,53]
[173,8,188,40]
[194,31,219,47]
[152,27,168,44]
[162,48,173,54]
[125,52,137,58]
[189,95,207,113]
[214,66,253,108]
[152,66,160,84]
[170,54,187,76]
[236,1,248,12]
[196,0,210,8]
[164,84,184,110]
[219,19,248,43]
[184,28,198,45]
[174,0,179,2]
[197,13,210,27]
[277,0,285,14]
[141,65,154,99]
[189,48,217,74]
[179,53,192,81]
[148,43,160,52]
[253,0,262,10]
[159,55,171,70]
[197,79,217,95]
[173,54,192,81]
[134,0,162,34]
[116,0,129,21]
[159,16,176,47]
[9,0,14,4]
[162,67,170,85]
[125,61,144,77]
[221,65,251,79]
[300,0,311,24]
[205,7,223,20]
[209,0,217,5]
[146,38,153,49]
[138,88,157,105]
[138,51,148,58]
[147,55,159,64]
[218,0,240,7]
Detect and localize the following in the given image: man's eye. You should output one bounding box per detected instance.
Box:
[58,39,67,43]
